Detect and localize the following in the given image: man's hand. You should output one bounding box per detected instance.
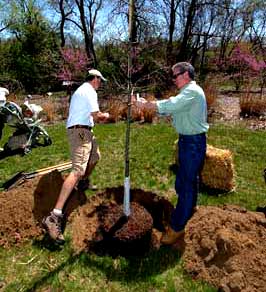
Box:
[92,111,110,122]
[131,95,147,110]
[98,112,110,120]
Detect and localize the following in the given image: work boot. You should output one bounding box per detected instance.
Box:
[76,179,97,191]
[42,212,65,244]
[161,227,184,245]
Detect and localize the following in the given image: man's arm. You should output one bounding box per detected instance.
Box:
[132,96,157,113]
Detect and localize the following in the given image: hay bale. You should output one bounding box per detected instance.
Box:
[201,145,235,192]
[175,143,235,192]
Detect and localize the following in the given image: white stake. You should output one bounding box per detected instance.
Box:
[123,176,130,216]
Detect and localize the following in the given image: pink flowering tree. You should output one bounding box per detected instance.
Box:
[224,45,266,92]
[57,47,90,83]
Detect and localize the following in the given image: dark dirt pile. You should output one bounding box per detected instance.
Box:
[92,201,154,256]
[69,187,173,255]
[183,205,266,292]
[99,202,153,239]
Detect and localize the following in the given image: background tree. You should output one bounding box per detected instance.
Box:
[155,0,182,65]
[48,0,75,47]
[0,2,12,34]
[0,0,266,95]
[1,0,60,93]
[57,47,89,82]
[70,0,103,66]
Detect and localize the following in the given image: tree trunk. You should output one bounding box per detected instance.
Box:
[59,0,66,47]
[177,0,197,62]
[166,0,176,65]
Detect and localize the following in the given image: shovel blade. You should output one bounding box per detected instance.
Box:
[2,171,26,190]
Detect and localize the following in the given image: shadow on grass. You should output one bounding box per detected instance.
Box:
[88,247,182,282]
[32,234,65,252]
[22,246,182,291]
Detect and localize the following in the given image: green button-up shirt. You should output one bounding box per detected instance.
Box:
[156,81,209,135]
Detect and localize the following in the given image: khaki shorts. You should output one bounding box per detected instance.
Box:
[67,128,100,175]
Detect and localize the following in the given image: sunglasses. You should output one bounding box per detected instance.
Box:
[172,71,184,79]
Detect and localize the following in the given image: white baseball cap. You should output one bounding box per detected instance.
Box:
[88,69,107,81]
[0,87,9,104]
[0,87,9,96]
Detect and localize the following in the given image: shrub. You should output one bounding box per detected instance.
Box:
[215,43,266,92]
[203,80,218,109]
[105,94,156,123]
[106,98,127,123]
[0,77,24,94]
[240,91,266,118]
[41,100,56,122]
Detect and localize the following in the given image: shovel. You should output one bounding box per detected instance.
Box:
[2,161,72,190]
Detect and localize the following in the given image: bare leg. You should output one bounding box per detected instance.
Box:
[55,171,80,210]
[42,172,80,243]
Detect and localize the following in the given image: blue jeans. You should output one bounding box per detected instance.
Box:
[171,133,206,232]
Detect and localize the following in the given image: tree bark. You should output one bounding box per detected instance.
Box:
[177,0,197,62]
[166,0,178,65]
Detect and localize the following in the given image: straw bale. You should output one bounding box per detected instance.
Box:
[201,145,235,191]
[175,143,235,192]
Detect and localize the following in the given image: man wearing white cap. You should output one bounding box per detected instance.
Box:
[43,69,110,244]
[0,87,9,144]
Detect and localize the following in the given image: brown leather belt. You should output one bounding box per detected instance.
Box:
[68,125,92,130]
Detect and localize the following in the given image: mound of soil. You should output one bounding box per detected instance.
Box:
[183,205,266,292]
[0,170,86,247]
[0,178,42,247]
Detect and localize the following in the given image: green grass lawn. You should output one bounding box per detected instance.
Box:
[0,120,265,291]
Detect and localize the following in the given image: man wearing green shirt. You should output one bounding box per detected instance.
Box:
[133,62,209,245]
